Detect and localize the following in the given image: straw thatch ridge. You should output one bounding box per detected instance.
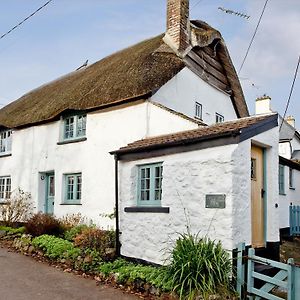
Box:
[0,20,248,129]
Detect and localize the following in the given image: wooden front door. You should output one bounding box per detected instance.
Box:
[251,145,265,248]
[45,174,55,214]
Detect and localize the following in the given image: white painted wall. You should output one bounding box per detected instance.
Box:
[151,67,237,125]
[0,101,198,228]
[118,126,279,264]
[279,142,291,159]
[278,166,300,228]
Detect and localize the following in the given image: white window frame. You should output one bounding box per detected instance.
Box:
[0,176,11,202]
[64,173,82,204]
[62,114,86,141]
[0,130,12,155]
[195,102,202,120]
[216,113,224,123]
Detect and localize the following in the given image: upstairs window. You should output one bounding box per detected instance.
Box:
[137,163,163,206]
[279,164,285,195]
[289,168,295,189]
[216,113,224,123]
[195,102,202,120]
[0,130,12,154]
[0,176,11,201]
[63,115,86,140]
[64,173,82,204]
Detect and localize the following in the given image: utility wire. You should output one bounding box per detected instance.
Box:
[280,55,300,130]
[192,0,204,9]
[0,0,53,41]
[238,0,269,75]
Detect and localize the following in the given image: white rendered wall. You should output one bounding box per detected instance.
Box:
[119,127,279,264]
[278,166,300,228]
[151,67,237,125]
[0,101,198,228]
[232,127,279,247]
[119,144,237,265]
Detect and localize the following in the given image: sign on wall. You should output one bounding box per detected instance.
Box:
[205,194,226,209]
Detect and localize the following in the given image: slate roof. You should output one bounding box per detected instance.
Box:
[113,114,278,155]
[0,21,248,129]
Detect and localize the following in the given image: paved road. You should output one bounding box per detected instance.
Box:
[0,247,138,300]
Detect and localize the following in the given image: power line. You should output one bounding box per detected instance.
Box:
[192,0,204,9]
[280,55,300,130]
[0,0,53,41]
[238,0,269,75]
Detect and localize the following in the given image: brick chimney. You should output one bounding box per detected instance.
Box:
[255,95,272,115]
[163,0,191,57]
[285,116,295,128]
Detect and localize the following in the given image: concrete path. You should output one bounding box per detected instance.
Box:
[0,247,138,300]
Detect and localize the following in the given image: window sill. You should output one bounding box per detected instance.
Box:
[57,137,87,145]
[289,187,295,190]
[279,193,286,196]
[0,201,8,205]
[0,153,12,158]
[60,202,82,206]
[124,207,169,213]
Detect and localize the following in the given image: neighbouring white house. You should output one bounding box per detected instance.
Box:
[112,114,280,264]
[255,95,300,236]
[0,0,248,229]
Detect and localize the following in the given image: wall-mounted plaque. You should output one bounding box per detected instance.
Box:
[205,194,226,209]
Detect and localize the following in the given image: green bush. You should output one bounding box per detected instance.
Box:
[98,259,171,291]
[0,226,26,235]
[64,224,89,241]
[167,234,232,299]
[25,213,63,237]
[32,234,80,260]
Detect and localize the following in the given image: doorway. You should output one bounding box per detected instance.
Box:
[45,173,55,214]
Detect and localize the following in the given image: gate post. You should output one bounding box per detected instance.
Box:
[236,242,246,299]
[247,248,255,300]
[287,258,295,300]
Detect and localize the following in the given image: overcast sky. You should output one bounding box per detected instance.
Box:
[0,0,299,125]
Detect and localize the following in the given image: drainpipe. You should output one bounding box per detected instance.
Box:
[114,154,121,257]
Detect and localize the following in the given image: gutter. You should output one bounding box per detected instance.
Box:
[114,154,121,257]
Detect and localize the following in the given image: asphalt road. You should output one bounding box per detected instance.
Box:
[0,247,137,300]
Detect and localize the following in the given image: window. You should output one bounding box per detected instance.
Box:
[251,158,256,180]
[0,176,11,201]
[216,113,224,123]
[137,163,163,206]
[279,164,285,195]
[195,102,202,120]
[63,115,86,140]
[64,173,82,203]
[0,130,12,154]
[289,168,295,189]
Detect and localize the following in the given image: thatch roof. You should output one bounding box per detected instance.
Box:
[0,20,248,129]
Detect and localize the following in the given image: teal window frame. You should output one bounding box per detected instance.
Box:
[0,130,12,154]
[137,163,163,207]
[0,176,11,201]
[289,168,295,189]
[279,164,285,195]
[62,115,86,141]
[64,173,82,204]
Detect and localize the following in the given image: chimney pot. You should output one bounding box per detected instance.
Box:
[255,95,272,115]
[285,116,295,128]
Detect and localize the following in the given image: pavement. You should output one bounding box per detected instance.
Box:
[0,247,138,300]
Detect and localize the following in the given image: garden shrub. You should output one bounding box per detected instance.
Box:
[25,213,63,237]
[59,213,86,230]
[98,259,171,291]
[74,227,115,259]
[0,226,26,235]
[64,224,89,241]
[167,234,232,299]
[32,234,80,260]
[0,188,33,227]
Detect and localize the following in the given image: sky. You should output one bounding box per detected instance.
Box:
[0,0,299,125]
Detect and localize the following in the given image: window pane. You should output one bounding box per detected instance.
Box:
[0,178,5,199]
[67,176,74,200]
[0,130,12,153]
[5,177,11,199]
[64,117,74,139]
[0,177,11,200]
[77,175,82,200]
[77,115,86,137]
